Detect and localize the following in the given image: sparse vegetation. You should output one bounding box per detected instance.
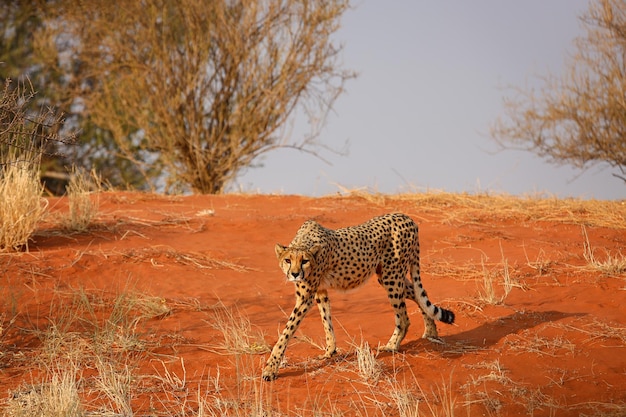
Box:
[1,191,625,416]
[340,187,626,229]
[4,288,144,416]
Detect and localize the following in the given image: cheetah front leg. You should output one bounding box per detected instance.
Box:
[315,289,337,358]
[262,293,315,381]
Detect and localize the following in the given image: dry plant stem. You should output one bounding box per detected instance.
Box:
[477,242,516,305]
[208,300,269,355]
[479,255,498,305]
[581,224,626,275]
[95,357,133,416]
[355,339,382,382]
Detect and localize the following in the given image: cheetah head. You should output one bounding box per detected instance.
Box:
[275,244,321,282]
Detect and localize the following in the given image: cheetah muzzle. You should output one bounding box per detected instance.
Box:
[262,213,455,381]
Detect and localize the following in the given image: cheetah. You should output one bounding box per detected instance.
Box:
[262,213,455,381]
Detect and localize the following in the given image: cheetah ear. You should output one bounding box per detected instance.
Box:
[309,244,322,259]
[275,243,287,259]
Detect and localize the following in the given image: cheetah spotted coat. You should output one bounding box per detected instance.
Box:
[262,213,454,381]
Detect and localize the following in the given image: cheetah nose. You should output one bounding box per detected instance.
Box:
[291,272,300,279]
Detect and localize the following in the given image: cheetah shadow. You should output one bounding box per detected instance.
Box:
[395,310,585,358]
[274,310,584,379]
[274,352,358,380]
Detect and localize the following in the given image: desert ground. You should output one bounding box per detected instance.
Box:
[1,191,625,416]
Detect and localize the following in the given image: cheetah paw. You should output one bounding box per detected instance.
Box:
[262,367,278,381]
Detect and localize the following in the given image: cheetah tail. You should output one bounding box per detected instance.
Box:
[412,266,455,325]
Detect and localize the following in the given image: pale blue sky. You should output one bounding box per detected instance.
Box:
[237,1,625,200]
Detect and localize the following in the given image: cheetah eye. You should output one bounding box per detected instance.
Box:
[301,259,309,265]
[284,259,291,265]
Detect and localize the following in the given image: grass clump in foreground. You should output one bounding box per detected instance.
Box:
[3,285,625,416]
[2,288,168,417]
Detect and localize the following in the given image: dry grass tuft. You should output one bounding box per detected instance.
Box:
[386,372,458,417]
[63,167,100,232]
[355,339,382,382]
[4,369,83,417]
[1,78,72,252]
[581,225,626,276]
[95,357,133,416]
[207,301,270,355]
[0,164,47,252]
[477,243,519,305]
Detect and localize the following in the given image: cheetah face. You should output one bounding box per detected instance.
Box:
[275,244,320,282]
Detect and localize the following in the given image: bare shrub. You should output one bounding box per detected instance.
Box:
[0,78,73,250]
[492,0,626,183]
[37,0,355,193]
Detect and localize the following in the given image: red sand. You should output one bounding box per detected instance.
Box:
[1,192,625,416]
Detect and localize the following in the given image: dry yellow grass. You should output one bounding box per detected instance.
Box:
[0,164,47,252]
[581,225,626,275]
[336,187,626,229]
[63,168,99,231]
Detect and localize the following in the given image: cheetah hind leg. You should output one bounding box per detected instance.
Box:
[404,277,442,342]
[381,286,411,352]
[379,297,410,353]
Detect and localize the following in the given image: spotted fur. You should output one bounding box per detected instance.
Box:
[262,213,455,381]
